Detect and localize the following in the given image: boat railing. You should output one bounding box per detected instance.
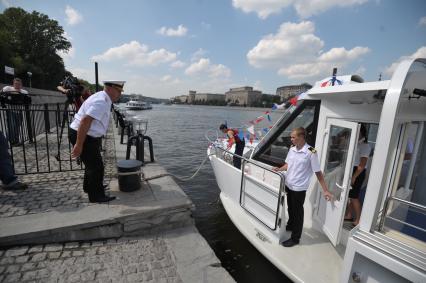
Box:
[378,196,426,240]
[212,145,285,231]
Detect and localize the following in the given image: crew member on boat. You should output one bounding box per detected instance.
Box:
[273,127,333,247]
[219,124,245,169]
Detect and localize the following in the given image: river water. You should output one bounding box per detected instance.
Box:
[122,104,291,283]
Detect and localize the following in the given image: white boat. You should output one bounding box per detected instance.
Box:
[207,58,426,283]
[125,98,152,110]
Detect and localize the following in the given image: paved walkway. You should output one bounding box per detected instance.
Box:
[0,122,234,282]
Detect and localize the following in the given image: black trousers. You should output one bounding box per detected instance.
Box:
[286,186,306,242]
[69,128,105,201]
[233,141,245,169]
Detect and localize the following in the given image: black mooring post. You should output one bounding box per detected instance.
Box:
[95,62,99,92]
[143,135,154,162]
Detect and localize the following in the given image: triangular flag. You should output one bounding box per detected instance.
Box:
[267,114,271,122]
[290,96,298,106]
[272,102,286,110]
[247,125,255,135]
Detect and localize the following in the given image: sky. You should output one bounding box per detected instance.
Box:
[1,0,425,99]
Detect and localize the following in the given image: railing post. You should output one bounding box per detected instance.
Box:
[43,103,51,134]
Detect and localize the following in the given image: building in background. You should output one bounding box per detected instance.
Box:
[276,83,312,101]
[225,86,262,106]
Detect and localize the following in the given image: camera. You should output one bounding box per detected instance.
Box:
[60,76,83,103]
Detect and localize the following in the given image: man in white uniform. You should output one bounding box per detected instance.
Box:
[69,80,125,203]
[273,127,332,247]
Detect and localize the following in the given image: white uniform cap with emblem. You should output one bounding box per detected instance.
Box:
[103,80,126,88]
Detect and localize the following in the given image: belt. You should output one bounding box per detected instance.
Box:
[69,128,102,141]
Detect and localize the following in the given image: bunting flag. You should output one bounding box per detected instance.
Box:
[320,76,342,87]
[289,96,298,106]
[272,102,286,110]
[267,114,271,122]
[247,125,255,135]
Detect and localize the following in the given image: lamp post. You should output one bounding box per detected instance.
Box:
[27,72,32,88]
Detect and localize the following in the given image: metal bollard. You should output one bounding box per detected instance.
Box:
[125,133,154,164]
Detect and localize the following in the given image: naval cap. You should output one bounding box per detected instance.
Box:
[103,80,125,88]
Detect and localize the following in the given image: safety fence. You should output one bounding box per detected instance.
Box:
[0,103,83,174]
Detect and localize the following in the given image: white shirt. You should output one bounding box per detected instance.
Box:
[285,143,321,191]
[353,141,371,168]
[70,91,112,137]
[2,86,28,94]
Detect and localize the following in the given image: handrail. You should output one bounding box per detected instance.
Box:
[378,196,426,233]
[212,144,285,230]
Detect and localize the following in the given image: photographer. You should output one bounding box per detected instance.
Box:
[57,76,92,111]
[1,78,30,146]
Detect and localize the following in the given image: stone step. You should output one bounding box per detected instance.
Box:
[0,177,194,247]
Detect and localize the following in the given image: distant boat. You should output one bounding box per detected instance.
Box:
[125,98,152,110]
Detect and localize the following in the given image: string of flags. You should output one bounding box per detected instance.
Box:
[228,90,310,144]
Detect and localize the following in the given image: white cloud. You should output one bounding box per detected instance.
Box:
[419,16,426,27]
[1,0,11,8]
[232,0,293,19]
[65,5,83,26]
[294,0,368,18]
[170,60,186,68]
[161,75,180,84]
[157,25,188,37]
[92,41,177,67]
[248,21,370,80]
[247,21,324,68]
[185,58,231,78]
[191,48,208,62]
[384,46,426,77]
[58,46,75,60]
[232,0,367,19]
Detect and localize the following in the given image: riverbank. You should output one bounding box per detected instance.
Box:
[0,122,233,282]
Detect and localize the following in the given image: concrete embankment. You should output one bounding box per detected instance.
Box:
[0,122,233,282]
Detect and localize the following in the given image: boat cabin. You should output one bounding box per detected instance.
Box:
[208,58,426,282]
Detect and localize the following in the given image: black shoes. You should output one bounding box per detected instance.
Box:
[4,181,28,190]
[282,238,299,247]
[89,196,116,203]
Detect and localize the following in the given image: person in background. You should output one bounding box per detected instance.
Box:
[69,80,124,203]
[2,78,29,145]
[219,124,245,169]
[57,76,92,111]
[0,130,28,190]
[273,127,332,247]
[345,124,371,226]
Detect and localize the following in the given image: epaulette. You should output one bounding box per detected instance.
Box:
[308,146,317,153]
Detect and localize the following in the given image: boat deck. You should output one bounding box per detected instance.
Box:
[221,193,345,283]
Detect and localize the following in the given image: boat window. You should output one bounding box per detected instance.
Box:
[253,100,320,166]
[381,121,426,242]
[323,125,352,201]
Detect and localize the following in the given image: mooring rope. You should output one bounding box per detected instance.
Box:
[115,153,214,182]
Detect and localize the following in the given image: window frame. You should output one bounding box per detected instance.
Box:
[252,100,321,166]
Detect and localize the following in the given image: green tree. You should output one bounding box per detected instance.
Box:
[0,7,71,90]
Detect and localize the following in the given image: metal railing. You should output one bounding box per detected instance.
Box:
[378,196,426,236]
[212,145,285,231]
[1,103,83,174]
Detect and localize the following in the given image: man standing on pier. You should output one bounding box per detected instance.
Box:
[69,80,125,203]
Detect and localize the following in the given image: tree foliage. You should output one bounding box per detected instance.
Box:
[0,7,71,90]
